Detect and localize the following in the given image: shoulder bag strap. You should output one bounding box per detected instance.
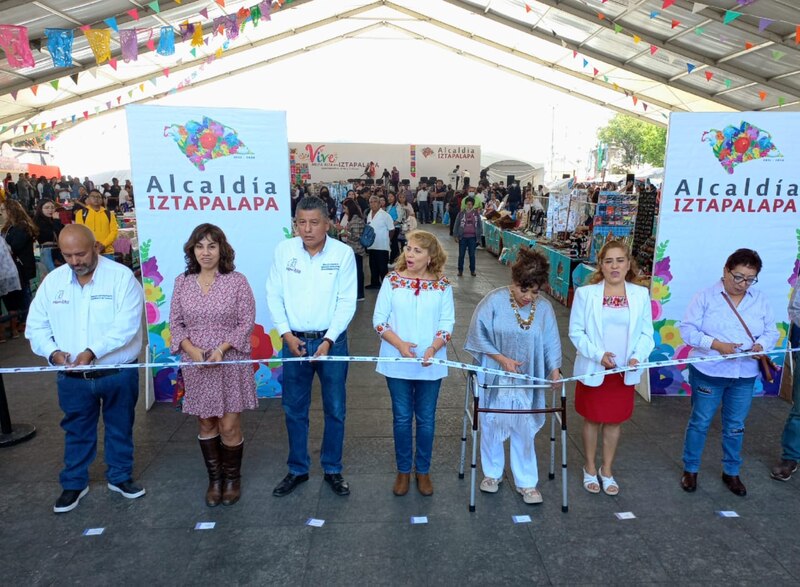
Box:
[720,292,756,344]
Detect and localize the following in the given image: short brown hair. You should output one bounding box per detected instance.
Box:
[511,247,549,289]
[395,230,448,276]
[183,223,235,274]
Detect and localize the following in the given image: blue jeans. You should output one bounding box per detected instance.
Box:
[682,365,756,476]
[385,377,442,474]
[40,247,56,273]
[418,201,430,224]
[57,368,140,490]
[780,352,800,461]
[432,200,444,223]
[458,236,477,273]
[281,333,348,475]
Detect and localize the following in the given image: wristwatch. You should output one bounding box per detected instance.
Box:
[48,350,62,365]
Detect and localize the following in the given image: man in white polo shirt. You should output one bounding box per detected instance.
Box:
[267,196,357,497]
[365,195,395,290]
[26,224,145,513]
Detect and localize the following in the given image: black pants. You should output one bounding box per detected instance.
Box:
[368,249,389,286]
[354,251,364,299]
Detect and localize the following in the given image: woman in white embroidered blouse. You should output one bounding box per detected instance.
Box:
[372,230,455,497]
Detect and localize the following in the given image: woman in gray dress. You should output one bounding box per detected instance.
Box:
[465,247,562,504]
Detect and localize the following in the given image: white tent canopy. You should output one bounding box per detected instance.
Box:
[483,159,544,187]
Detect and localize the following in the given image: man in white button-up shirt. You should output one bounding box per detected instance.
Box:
[26,225,145,513]
[267,196,357,498]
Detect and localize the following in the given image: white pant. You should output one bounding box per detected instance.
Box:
[480,413,539,488]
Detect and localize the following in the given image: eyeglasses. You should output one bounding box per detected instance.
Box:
[729,271,758,286]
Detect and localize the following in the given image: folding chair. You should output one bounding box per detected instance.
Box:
[458,371,568,512]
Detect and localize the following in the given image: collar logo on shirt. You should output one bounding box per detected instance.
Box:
[286,258,301,274]
[53,289,69,304]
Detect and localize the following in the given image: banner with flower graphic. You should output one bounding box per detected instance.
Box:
[651,112,799,396]
[126,105,291,406]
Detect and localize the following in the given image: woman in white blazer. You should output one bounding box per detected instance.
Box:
[568,240,654,496]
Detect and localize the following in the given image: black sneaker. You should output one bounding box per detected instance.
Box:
[54,487,89,513]
[107,479,146,499]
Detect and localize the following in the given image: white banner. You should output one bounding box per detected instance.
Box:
[650,112,798,396]
[126,105,291,402]
[289,141,481,186]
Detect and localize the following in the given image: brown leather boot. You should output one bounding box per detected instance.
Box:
[220,441,243,506]
[416,472,433,496]
[198,436,223,507]
[393,473,410,496]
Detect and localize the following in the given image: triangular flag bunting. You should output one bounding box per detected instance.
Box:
[724,79,732,88]
[603,75,608,82]
[215,47,223,58]
[705,71,713,81]
[695,27,704,36]
[148,0,160,14]
[759,91,767,101]
[744,42,754,50]
[759,18,774,32]
[104,17,118,32]
[643,103,648,111]
[105,101,111,110]
[778,97,786,107]
[23,125,28,133]
[163,67,170,77]
[50,80,59,90]
[525,4,532,13]
[128,8,140,20]
[10,90,17,100]
[94,106,100,114]
[109,58,118,70]
[633,35,641,44]
[772,50,785,60]
[613,24,622,33]
[128,90,133,98]
[650,45,658,55]
[671,20,680,29]
[147,37,155,51]
[662,0,675,8]
[796,25,800,45]
[51,121,57,129]
[116,96,121,104]
[692,3,707,13]
[687,63,696,73]
[593,68,599,76]
[597,13,605,21]
[71,115,75,123]
[83,111,89,120]
[633,96,638,106]
[649,11,659,19]
[613,83,619,90]
[190,48,197,57]
[31,85,38,96]
[573,50,578,58]
[723,10,742,25]
[582,58,589,67]
[200,8,208,19]
[70,73,79,85]
[215,0,225,6]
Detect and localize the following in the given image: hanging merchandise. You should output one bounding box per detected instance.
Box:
[250,4,262,25]
[213,15,239,40]
[119,29,139,62]
[45,28,74,67]
[179,22,194,43]
[0,25,35,69]
[157,26,175,56]
[85,29,112,64]
[191,23,203,46]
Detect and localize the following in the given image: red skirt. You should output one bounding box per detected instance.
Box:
[575,374,635,424]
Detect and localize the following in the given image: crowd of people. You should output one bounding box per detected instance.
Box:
[22,192,796,517]
[0,173,133,341]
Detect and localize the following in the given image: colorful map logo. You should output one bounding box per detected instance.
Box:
[164,116,253,171]
[701,121,781,175]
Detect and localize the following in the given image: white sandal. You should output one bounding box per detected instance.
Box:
[582,468,601,494]
[598,466,619,495]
